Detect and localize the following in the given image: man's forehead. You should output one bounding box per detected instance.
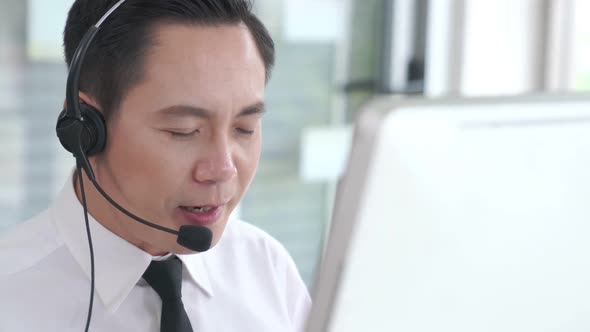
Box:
[126,22,267,118]
[142,22,266,80]
[149,22,256,55]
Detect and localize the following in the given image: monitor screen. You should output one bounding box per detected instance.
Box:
[307,94,590,332]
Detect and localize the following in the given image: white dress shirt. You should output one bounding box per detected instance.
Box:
[0,175,311,331]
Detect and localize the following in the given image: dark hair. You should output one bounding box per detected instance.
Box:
[63,0,275,119]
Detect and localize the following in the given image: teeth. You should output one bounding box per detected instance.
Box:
[184,206,213,213]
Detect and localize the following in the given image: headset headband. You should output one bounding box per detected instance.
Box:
[65,0,127,119]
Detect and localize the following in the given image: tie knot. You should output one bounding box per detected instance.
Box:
[143,256,184,301]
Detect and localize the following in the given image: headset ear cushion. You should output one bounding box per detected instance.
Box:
[79,103,107,156]
[56,109,78,154]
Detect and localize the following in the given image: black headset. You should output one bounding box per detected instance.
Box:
[55,0,124,182]
[55,1,212,330]
[56,0,211,251]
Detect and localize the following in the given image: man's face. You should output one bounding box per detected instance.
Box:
[91,23,266,254]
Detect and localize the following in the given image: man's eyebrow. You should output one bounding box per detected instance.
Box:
[238,102,266,117]
[157,102,265,118]
[157,105,211,118]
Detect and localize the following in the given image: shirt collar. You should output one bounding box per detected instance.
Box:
[50,171,214,312]
[178,253,214,297]
[151,253,214,297]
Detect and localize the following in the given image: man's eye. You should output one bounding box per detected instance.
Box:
[236,128,255,135]
[167,130,199,137]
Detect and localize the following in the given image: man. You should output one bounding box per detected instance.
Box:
[0,0,311,331]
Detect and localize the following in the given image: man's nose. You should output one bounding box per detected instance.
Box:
[193,140,237,184]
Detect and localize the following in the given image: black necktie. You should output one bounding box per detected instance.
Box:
[143,256,193,332]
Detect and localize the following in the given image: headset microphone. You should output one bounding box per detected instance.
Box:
[90,174,213,252]
[55,0,212,330]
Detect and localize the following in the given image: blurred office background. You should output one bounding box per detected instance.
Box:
[0,0,589,287]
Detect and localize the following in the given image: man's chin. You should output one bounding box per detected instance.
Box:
[173,248,193,255]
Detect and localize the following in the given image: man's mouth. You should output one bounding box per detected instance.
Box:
[180,206,215,213]
[177,204,225,227]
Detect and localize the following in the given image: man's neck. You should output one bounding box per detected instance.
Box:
[72,168,169,256]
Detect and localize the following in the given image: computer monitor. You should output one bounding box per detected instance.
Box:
[307,94,590,332]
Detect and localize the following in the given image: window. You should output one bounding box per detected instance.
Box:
[573,0,590,90]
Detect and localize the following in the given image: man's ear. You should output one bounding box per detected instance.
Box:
[63,92,102,112]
